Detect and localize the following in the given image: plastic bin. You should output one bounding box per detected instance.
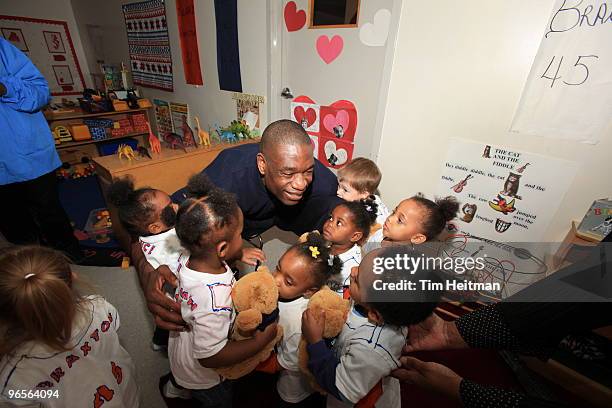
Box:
[97,138,138,156]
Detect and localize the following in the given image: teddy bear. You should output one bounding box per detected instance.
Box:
[214,266,284,379]
[298,286,350,394]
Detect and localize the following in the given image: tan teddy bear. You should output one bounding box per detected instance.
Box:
[298,286,350,394]
[215,266,284,379]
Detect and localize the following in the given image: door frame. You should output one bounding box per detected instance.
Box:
[266,0,403,162]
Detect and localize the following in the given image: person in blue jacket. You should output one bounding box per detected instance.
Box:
[134,119,343,331]
[0,38,81,260]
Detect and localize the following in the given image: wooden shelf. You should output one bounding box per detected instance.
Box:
[56,132,148,150]
[45,108,148,121]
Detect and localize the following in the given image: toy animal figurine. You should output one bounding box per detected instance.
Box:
[137,145,152,159]
[117,144,136,163]
[163,132,187,152]
[146,122,162,154]
[194,116,211,148]
[181,115,196,147]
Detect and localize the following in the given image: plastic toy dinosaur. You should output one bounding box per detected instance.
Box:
[163,132,187,152]
[181,115,196,147]
[146,122,161,154]
[194,116,211,148]
[117,144,136,163]
[137,145,152,159]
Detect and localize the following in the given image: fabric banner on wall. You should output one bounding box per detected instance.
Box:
[510,0,612,144]
[214,0,242,92]
[437,138,577,242]
[176,0,203,85]
[123,0,173,91]
[0,15,86,96]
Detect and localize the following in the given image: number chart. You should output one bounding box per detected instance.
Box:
[511,0,612,144]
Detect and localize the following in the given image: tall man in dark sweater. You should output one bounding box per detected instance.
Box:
[135,119,343,330]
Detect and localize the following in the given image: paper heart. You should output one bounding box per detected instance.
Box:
[294,106,317,127]
[323,110,349,135]
[284,1,306,32]
[316,35,343,64]
[359,9,391,47]
[324,140,348,166]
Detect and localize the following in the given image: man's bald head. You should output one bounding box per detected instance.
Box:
[260,119,311,156]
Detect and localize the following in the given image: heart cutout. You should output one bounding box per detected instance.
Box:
[284,1,306,32]
[323,110,349,136]
[324,140,348,166]
[294,106,317,128]
[359,9,391,47]
[316,35,343,64]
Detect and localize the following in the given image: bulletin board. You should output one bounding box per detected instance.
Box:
[0,15,86,96]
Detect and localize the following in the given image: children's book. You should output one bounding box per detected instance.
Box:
[576,199,612,242]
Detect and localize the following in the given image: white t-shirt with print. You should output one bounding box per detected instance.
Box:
[276,296,312,403]
[327,305,406,408]
[0,296,139,408]
[138,227,183,273]
[168,255,235,390]
[329,245,361,296]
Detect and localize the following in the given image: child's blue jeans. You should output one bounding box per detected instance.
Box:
[191,380,232,408]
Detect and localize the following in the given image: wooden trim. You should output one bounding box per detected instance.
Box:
[308,0,360,29]
[45,108,148,121]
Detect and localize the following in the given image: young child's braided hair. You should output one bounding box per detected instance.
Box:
[293,232,342,287]
[411,193,459,240]
[338,195,379,243]
[107,177,160,237]
[175,173,239,256]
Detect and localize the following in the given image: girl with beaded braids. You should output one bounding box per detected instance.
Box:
[322,197,378,297]
[167,173,279,405]
[271,232,342,406]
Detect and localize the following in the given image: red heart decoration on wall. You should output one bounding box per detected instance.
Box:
[293,106,317,127]
[284,1,306,32]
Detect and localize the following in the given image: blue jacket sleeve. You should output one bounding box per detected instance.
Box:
[0,39,51,113]
[306,341,347,402]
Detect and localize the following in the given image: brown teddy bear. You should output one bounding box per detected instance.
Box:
[298,286,350,394]
[215,266,284,379]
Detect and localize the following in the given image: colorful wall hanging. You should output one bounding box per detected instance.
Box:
[214,0,242,92]
[0,15,85,96]
[176,0,203,86]
[291,95,357,169]
[122,0,173,91]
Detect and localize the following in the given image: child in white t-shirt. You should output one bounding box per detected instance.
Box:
[271,232,342,406]
[0,246,139,408]
[302,245,443,407]
[168,174,279,407]
[322,200,377,298]
[336,157,390,227]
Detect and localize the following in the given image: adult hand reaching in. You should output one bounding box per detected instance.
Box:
[405,313,467,353]
[392,356,462,401]
[140,263,186,331]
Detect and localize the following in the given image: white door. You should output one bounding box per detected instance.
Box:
[268,0,400,169]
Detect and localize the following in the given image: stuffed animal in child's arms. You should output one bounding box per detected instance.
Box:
[298,286,350,394]
[214,266,283,379]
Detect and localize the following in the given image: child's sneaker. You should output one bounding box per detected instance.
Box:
[151,326,169,352]
[162,378,192,399]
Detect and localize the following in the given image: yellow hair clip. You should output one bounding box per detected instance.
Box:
[309,246,320,258]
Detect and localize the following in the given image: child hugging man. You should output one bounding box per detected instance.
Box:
[302,245,444,407]
[336,158,390,226]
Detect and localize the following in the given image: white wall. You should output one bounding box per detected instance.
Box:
[0,0,92,91]
[376,0,612,242]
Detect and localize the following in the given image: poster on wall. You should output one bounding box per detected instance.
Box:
[153,99,173,135]
[0,15,85,96]
[510,0,612,144]
[437,138,578,242]
[122,0,173,91]
[169,102,190,137]
[291,95,358,169]
[233,93,264,129]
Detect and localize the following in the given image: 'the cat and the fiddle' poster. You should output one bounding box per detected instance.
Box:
[437,139,577,242]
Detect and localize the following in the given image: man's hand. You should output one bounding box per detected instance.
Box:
[391,356,462,401]
[241,247,266,266]
[141,264,186,331]
[405,313,466,353]
[302,308,325,344]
